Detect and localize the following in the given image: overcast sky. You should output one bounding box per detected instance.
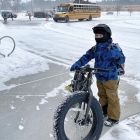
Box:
[22,0,102,3]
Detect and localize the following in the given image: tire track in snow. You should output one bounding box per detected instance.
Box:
[43,21,140,51]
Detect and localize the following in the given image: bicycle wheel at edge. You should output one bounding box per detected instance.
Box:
[53,91,103,140]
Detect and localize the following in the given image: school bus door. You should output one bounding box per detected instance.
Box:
[68,6,75,20]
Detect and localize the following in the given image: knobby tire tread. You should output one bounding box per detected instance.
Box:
[53,91,103,140]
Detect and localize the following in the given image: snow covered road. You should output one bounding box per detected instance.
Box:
[0,12,140,139]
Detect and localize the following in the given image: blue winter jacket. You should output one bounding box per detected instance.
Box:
[73,39,125,82]
[3,12,7,18]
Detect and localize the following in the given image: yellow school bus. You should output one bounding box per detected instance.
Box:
[53,3,101,22]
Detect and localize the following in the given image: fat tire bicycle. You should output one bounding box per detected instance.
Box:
[53,64,109,140]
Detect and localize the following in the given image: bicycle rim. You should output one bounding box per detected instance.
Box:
[64,102,96,140]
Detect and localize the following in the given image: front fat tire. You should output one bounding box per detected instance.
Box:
[53,91,103,140]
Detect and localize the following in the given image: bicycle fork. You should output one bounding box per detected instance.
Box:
[74,72,93,125]
[84,87,93,125]
[83,71,93,125]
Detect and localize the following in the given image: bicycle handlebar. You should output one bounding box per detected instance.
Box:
[76,65,110,72]
[92,68,110,72]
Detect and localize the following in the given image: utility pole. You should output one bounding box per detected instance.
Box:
[52,0,53,9]
[26,0,27,11]
[31,0,34,14]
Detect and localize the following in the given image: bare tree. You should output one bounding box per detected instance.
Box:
[128,7,133,16]
[116,4,121,16]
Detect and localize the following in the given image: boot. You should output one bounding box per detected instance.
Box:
[102,104,108,117]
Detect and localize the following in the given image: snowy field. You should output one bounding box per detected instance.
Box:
[0,11,140,139]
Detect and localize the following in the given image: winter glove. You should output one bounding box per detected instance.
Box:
[70,63,80,71]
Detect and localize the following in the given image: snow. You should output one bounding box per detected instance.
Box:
[19,125,24,130]
[10,104,16,110]
[100,113,140,140]
[36,105,40,110]
[0,34,49,90]
[39,98,48,104]
[49,133,53,138]
[0,11,140,139]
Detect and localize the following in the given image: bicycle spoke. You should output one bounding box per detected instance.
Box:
[64,102,94,140]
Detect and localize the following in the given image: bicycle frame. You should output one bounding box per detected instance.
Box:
[84,69,94,125]
[82,68,100,125]
[72,65,109,125]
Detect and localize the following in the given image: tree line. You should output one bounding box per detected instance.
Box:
[1,0,139,12]
[0,0,73,12]
[99,0,140,5]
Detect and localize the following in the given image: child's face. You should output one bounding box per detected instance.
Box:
[95,34,103,38]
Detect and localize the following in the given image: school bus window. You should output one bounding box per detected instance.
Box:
[90,6,92,10]
[93,6,97,10]
[78,6,80,10]
[69,6,73,12]
[77,5,80,10]
[85,6,86,10]
[57,6,69,12]
[95,6,98,10]
[83,7,85,11]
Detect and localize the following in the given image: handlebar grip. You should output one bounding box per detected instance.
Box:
[75,67,80,70]
[75,64,90,71]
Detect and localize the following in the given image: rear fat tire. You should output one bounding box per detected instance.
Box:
[53,91,103,140]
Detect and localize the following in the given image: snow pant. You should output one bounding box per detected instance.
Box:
[96,79,120,120]
[4,18,7,21]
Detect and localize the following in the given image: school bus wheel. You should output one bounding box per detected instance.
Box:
[78,19,84,21]
[65,16,69,23]
[87,15,92,21]
[54,19,58,22]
